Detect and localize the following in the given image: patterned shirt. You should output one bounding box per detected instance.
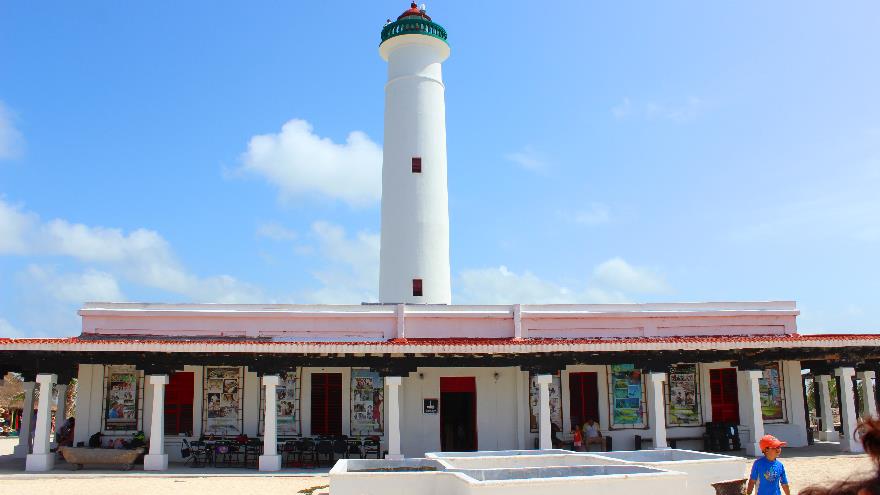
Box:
[750,457,789,495]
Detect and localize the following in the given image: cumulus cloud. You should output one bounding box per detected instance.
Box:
[456,258,669,304]
[570,203,611,225]
[0,197,263,303]
[22,265,124,303]
[239,119,382,207]
[613,96,705,123]
[505,146,548,172]
[257,222,298,241]
[0,101,24,159]
[592,257,669,294]
[299,221,380,303]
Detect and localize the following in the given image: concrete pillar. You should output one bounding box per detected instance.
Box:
[385,376,403,460]
[26,374,57,471]
[836,367,862,453]
[259,375,282,471]
[858,371,877,419]
[536,374,552,450]
[647,372,668,449]
[54,383,68,440]
[739,370,764,456]
[13,382,36,458]
[144,375,169,470]
[816,375,836,441]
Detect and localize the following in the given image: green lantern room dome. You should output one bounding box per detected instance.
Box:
[381,3,448,46]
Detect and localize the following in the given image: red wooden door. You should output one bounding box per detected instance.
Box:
[311,373,342,436]
[569,372,599,428]
[164,372,194,435]
[709,368,740,423]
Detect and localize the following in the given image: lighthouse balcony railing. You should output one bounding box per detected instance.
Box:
[381,18,448,44]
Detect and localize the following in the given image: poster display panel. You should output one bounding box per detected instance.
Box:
[760,362,786,422]
[204,366,243,436]
[666,363,702,426]
[350,370,384,436]
[104,366,139,431]
[608,364,646,428]
[529,374,562,432]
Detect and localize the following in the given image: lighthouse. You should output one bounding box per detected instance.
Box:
[378,4,452,304]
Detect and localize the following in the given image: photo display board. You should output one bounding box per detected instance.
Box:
[529,373,562,432]
[760,362,786,422]
[350,370,384,436]
[608,364,646,428]
[666,363,702,426]
[104,365,140,431]
[204,366,244,436]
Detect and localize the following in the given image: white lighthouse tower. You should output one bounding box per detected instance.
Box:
[378,4,452,304]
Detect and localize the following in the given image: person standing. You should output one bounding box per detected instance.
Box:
[744,435,791,495]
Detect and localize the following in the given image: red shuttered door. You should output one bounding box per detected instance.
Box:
[164,372,194,435]
[311,373,342,436]
[709,368,740,424]
[569,372,599,428]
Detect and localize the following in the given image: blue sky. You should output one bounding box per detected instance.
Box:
[1,1,878,337]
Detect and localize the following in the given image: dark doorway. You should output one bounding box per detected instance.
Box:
[569,372,599,428]
[311,373,342,436]
[440,377,477,451]
[709,368,740,423]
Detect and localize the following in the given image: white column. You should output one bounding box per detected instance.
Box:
[13,382,36,458]
[836,367,862,453]
[259,375,282,471]
[857,371,877,419]
[144,375,169,470]
[536,374,553,450]
[26,374,57,471]
[54,383,69,441]
[647,372,668,449]
[385,376,403,460]
[816,375,836,441]
[739,370,765,456]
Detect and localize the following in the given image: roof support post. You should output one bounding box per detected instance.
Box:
[647,372,667,449]
[259,375,282,471]
[836,367,862,453]
[385,376,404,460]
[26,373,57,471]
[857,371,877,419]
[144,374,170,470]
[536,374,553,450]
[13,381,36,458]
[738,369,764,457]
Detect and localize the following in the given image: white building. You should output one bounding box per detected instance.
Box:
[1,2,879,473]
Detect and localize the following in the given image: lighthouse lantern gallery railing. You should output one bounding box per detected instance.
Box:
[381,17,448,44]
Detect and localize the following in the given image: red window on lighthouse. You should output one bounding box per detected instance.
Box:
[412,157,422,173]
[412,278,423,297]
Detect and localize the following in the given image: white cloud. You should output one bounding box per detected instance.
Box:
[239,119,382,207]
[612,96,704,123]
[299,221,380,303]
[22,265,124,303]
[456,258,669,304]
[0,318,24,338]
[505,146,548,172]
[570,203,611,225]
[0,101,24,160]
[257,222,298,241]
[592,257,669,294]
[0,197,263,304]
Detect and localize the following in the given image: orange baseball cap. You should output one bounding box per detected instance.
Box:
[759,434,787,451]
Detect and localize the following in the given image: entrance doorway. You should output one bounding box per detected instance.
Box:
[440,377,477,451]
[709,368,740,423]
[568,372,599,428]
[311,373,342,436]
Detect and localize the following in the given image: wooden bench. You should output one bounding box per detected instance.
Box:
[58,446,145,470]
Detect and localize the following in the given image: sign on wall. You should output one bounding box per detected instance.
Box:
[529,374,562,432]
[350,369,384,436]
[204,366,244,436]
[760,362,786,422]
[424,398,438,414]
[608,364,646,429]
[666,363,702,426]
[104,365,140,431]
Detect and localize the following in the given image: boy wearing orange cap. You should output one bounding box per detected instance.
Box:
[745,435,791,495]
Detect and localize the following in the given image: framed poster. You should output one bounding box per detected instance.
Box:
[350,370,384,436]
[666,363,702,426]
[260,369,302,436]
[103,365,140,431]
[204,366,243,436]
[607,364,646,429]
[528,373,562,432]
[760,362,786,422]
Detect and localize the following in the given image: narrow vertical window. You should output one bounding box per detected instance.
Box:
[412,278,423,297]
[411,156,422,173]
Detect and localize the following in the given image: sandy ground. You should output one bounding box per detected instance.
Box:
[1,438,876,495]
